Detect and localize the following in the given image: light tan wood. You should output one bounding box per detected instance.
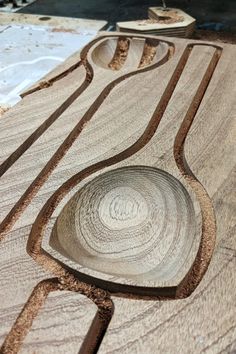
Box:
[0,33,235,353]
[117,8,195,38]
[51,166,197,286]
[0,12,107,32]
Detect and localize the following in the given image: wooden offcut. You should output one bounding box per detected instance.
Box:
[0,33,235,354]
[117,7,195,38]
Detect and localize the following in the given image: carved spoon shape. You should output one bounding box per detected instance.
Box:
[27,38,221,298]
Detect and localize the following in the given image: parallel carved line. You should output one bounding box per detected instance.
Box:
[175,47,222,297]
[0,278,114,354]
[26,43,221,298]
[0,37,173,242]
[0,41,223,354]
[0,77,90,178]
[0,35,171,179]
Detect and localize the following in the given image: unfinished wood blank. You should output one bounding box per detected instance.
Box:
[0,33,235,354]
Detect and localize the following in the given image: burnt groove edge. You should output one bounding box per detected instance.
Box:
[0,35,173,240]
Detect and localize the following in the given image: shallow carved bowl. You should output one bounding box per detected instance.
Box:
[50,166,196,289]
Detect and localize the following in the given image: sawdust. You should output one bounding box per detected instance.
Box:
[0,106,10,117]
[137,11,184,26]
[38,80,52,89]
[0,276,113,354]
[51,27,77,34]
[0,36,221,354]
[139,42,157,67]
[108,38,129,70]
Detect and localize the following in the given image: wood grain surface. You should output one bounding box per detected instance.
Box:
[117,7,195,38]
[0,33,235,354]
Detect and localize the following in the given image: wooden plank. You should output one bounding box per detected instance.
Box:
[0,12,107,32]
[100,249,236,354]
[0,33,235,353]
[117,7,195,38]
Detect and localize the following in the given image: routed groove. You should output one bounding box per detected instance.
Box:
[21,60,83,98]
[174,48,222,298]
[79,305,114,354]
[26,44,195,289]
[0,34,170,179]
[0,42,223,354]
[0,34,141,178]
[0,37,173,241]
[0,76,90,178]
[0,277,114,354]
[0,278,60,354]
[26,43,222,299]
[0,32,101,178]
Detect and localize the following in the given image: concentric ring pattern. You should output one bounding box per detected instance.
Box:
[51,166,196,283]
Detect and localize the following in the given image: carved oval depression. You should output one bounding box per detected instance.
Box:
[91,36,171,71]
[50,166,196,286]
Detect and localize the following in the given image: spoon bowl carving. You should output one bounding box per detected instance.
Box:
[90,36,170,71]
[0,31,227,354]
[50,166,196,285]
[26,37,220,298]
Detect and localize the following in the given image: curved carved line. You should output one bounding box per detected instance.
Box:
[22,34,173,97]
[79,302,114,354]
[0,38,173,242]
[0,278,60,354]
[0,277,113,354]
[0,76,90,179]
[0,42,222,354]
[21,61,83,98]
[174,48,222,298]
[0,39,223,354]
[0,35,172,180]
[26,43,219,298]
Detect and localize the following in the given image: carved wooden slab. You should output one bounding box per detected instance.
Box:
[0,33,235,354]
